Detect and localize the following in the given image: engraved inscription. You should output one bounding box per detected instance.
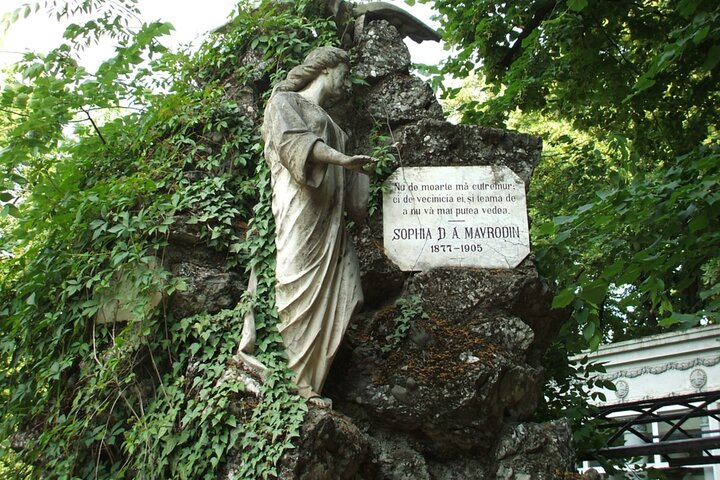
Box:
[382,166,530,271]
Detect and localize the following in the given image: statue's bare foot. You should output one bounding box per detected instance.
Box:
[307,395,333,409]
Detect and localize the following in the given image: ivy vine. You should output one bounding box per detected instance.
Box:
[1,1,339,478]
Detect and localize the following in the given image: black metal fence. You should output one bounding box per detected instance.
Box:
[583,390,720,468]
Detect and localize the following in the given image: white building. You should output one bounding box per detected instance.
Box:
[575,324,720,479]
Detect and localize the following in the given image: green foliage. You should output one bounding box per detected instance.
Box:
[423,0,720,452]
[1,0,338,478]
[235,364,308,479]
[537,143,720,341]
[382,294,428,353]
[232,158,309,480]
[535,344,614,452]
[425,0,720,344]
[366,125,399,216]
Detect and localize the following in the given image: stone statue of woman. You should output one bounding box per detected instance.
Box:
[237,46,375,408]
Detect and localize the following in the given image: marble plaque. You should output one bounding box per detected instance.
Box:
[383,166,530,271]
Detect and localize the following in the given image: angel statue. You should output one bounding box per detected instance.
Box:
[237,46,375,408]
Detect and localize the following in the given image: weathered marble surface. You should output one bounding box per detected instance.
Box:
[383,166,531,271]
[256,47,375,402]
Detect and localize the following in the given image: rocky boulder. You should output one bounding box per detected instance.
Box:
[327,275,546,455]
[396,119,542,187]
[277,409,380,480]
[163,225,246,319]
[494,419,577,480]
[366,75,444,127]
[215,3,576,478]
[354,19,411,83]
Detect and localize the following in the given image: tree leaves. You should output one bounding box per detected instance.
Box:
[703,44,720,71]
[567,0,588,12]
[432,0,720,447]
[435,0,720,343]
[552,287,575,309]
[0,0,335,477]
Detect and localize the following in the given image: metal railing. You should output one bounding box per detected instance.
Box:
[583,390,720,468]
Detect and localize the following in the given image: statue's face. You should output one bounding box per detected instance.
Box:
[323,63,349,102]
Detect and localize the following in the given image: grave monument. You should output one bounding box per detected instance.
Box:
[218,1,577,478]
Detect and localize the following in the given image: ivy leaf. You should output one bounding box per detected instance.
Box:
[658,312,701,328]
[688,213,708,232]
[553,215,576,225]
[578,281,607,306]
[567,0,588,12]
[588,334,601,351]
[601,261,624,279]
[702,44,720,71]
[633,75,656,93]
[536,221,557,236]
[582,320,596,341]
[575,305,589,325]
[1,203,20,218]
[111,251,129,267]
[692,26,710,44]
[700,283,720,300]
[552,287,575,309]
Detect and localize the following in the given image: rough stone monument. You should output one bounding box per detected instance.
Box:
[168,1,578,478]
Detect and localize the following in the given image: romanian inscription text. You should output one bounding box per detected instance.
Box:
[383,166,530,271]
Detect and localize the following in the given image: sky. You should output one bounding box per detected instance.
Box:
[0,0,447,72]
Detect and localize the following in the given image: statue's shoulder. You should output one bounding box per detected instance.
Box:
[268,92,323,120]
[265,92,298,121]
[269,91,302,106]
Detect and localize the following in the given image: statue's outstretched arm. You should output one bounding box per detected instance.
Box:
[309,141,376,175]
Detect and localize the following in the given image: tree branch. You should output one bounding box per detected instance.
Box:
[80,106,106,145]
[499,0,558,71]
[79,105,145,113]
[587,11,642,77]
[0,107,29,117]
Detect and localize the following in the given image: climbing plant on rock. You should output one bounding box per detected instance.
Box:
[0,0,338,478]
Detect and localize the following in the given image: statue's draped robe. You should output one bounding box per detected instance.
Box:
[262,91,364,397]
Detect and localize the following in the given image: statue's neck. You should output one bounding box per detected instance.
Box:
[299,79,326,107]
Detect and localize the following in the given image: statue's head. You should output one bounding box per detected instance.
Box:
[272,46,349,95]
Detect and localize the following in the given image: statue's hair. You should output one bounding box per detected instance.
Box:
[272,46,349,95]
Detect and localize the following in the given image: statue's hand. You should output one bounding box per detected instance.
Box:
[342,155,377,174]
